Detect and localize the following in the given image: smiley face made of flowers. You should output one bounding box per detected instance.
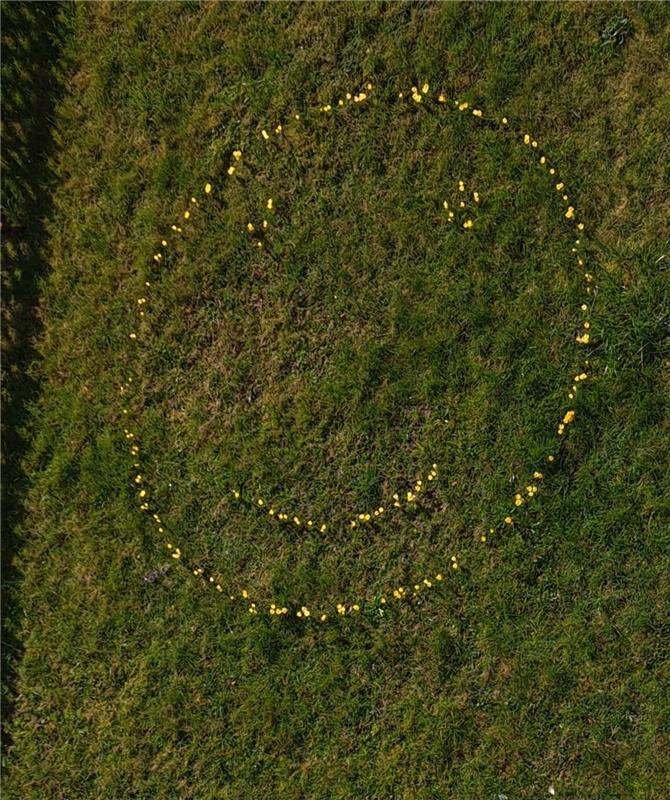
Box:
[120,81,594,625]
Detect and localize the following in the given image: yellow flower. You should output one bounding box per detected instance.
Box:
[421,82,429,94]
[504,516,513,525]
[565,206,575,219]
[204,182,212,194]
[472,109,482,117]
[227,166,236,176]
[267,198,273,210]
[463,219,474,229]
[261,129,269,140]
[233,150,242,160]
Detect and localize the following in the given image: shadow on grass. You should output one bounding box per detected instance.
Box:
[1,0,66,761]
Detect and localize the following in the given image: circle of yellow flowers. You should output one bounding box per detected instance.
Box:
[120,81,594,625]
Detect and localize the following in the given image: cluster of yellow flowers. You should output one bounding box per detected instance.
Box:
[119,80,594,624]
[443,179,480,229]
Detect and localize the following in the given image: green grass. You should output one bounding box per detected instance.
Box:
[3,2,670,798]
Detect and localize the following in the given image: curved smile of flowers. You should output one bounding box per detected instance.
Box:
[119,81,594,625]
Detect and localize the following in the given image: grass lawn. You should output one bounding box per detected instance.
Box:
[2,2,669,798]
